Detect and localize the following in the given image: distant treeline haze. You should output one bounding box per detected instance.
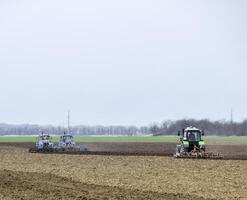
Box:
[150,119,247,136]
[0,119,247,136]
[0,124,149,136]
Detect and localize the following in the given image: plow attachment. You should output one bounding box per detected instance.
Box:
[174,151,224,159]
[29,147,54,153]
[29,146,88,154]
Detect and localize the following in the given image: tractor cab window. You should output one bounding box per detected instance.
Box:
[183,133,187,140]
[63,135,72,141]
[40,135,49,140]
[44,135,50,140]
[187,131,200,142]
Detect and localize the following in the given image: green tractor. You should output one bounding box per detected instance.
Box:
[174,126,223,159]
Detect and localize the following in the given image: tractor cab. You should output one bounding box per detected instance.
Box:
[39,133,51,141]
[178,126,205,152]
[35,132,53,151]
[182,128,202,142]
[58,132,76,148]
[61,133,73,143]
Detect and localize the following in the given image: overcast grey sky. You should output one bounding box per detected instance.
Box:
[0,0,246,126]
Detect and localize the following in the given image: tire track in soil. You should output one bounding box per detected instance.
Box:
[0,170,213,200]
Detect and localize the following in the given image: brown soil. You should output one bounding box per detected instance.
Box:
[0,144,247,199]
[0,170,207,200]
[4,142,247,159]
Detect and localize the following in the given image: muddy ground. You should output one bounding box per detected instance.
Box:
[4,142,247,159]
[0,143,247,199]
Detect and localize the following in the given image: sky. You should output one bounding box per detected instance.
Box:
[0,0,246,126]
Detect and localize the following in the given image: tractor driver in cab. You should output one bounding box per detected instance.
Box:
[188,132,196,141]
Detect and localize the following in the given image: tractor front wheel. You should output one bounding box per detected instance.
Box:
[176,145,181,154]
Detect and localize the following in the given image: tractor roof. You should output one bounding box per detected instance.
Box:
[184,126,201,132]
[62,134,73,137]
[39,133,50,136]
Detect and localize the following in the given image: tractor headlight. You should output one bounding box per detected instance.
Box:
[183,141,189,146]
[199,141,205,148]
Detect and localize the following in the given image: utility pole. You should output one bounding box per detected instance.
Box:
[68,110,70,134]
[230,108,233,124]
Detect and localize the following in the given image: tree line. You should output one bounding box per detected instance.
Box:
[150,119,247,136]
[0,119,247,136]
[0,123,149,136]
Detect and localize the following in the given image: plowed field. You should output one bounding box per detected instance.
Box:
[0,143,247,199]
